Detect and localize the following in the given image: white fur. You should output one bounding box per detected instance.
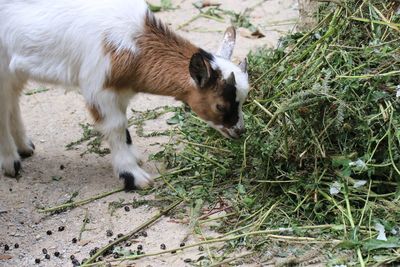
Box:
[0,0,248,184]
[0,0,151,187]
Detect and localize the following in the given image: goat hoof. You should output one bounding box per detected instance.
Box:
[120,172,136,191]
[118,167,153,191]
[18,141,35,159]
[3,160,22,178]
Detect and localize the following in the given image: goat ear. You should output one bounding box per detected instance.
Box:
[238,58,248,73]
[226,72,236,86]
[216,26,236,60]
[189,52,211,88]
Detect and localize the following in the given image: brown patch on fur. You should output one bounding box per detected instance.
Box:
[104,43,137,89]
[87,105,102,123]
[103,10,236,128]
[186,77,235,127]
[103,10,199,99]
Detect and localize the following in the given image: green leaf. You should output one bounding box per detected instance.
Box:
[363,237,400,251]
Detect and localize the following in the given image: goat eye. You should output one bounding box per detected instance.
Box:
[216,104,225,113]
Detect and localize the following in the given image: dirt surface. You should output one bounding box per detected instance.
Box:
[0,1,300,266]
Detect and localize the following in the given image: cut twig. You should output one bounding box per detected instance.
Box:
[38,188,124,213]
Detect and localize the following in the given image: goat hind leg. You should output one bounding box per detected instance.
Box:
[10,81,35,158]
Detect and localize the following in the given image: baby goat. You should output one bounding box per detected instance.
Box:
[0,0,249,190]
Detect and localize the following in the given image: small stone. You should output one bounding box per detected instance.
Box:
[72,237,77,243]
[35,258,40,264]
[70,255,75,260]
[58,226,65,232]
[140,231,147,237]
[198,246,204,251]
[60,164,65,170]
[125,241,132,247]
[14,243,19,249]
[124,206,130,212]
[4,244,9,251]
[137,244,143,251]
[180,242,185,247]
[46,230,52,235]
[106,230,113,237]
[45,254,50,260]
[184,258,192,263]
[117,233,123,238]
[54,251,60,257]
[42,248,48,254]
[72,259,80,266]
[160,243,166,250]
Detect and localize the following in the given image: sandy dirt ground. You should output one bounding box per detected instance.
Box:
[0,1,300,266]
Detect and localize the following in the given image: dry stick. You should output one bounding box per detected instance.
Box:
[82,199,183,266]
[209,251,256,267]
[38,187,124,213]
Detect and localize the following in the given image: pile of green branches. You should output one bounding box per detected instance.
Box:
[154,0,400,265]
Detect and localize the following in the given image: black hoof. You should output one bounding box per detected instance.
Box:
[4,160,21,177]
[119,172,136,191]
[18,149,34,159]
[18,141,35,159]
[14,161,21,176]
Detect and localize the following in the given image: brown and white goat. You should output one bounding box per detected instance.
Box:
[0,0,249,189]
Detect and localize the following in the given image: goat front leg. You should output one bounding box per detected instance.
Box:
[88,90,152,190]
